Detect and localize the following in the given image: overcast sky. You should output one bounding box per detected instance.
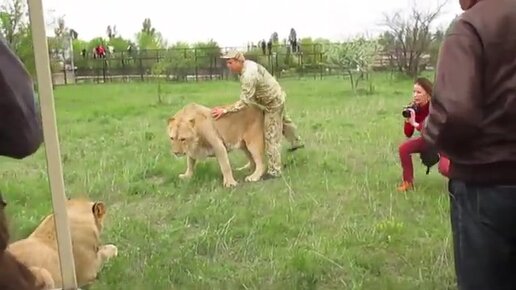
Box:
[40,0,463,47]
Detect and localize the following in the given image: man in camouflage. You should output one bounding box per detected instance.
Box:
[211,50,303,179]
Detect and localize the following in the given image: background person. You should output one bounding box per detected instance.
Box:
[397,77,449,192]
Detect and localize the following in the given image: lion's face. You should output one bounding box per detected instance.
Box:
[65,198,106,233]
[167,116,198,156]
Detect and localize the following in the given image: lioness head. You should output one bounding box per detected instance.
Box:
[92,201,106,231]
[167,116,199,157]
[66,198,107,233]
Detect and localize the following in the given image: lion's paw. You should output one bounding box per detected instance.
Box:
[101,244,118,259]
[223,179,238,187]
[29,267,55,290]
[179,173,192,180]
[244,174,261,182]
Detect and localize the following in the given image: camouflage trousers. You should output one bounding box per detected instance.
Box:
[264,104,302,176]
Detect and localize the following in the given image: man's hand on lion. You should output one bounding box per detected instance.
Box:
[211,107,227,120]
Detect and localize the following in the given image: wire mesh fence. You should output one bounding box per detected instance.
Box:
[51,43,397,85]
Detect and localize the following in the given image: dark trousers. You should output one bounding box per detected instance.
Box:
[449,179,516,290]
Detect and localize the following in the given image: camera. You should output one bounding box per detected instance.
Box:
[402,103,418,118]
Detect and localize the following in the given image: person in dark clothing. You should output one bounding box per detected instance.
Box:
[0,34,43,159]
[0,34,45,290]
[0,194,46,290]
[424,0,516,289]
[261,40,266,55]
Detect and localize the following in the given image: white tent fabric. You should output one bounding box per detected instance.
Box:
[27,0,78,289]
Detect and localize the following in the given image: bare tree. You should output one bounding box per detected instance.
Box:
[50,15,74,70]
[270,32,279,43]
[288,28,297,52]
[54,16,68,38]
[106,25,117,39]
[141,18,156,35]
[106,25,112,39]
[380,1,447,78]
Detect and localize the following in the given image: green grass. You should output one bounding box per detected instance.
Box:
[0,73,455,290]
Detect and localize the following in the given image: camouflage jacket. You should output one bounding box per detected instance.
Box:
[225,60,285,113]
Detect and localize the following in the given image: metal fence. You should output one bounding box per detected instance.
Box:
[51,43,395,85]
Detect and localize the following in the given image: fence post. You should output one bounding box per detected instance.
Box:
[102,59,106,83]
[275,53,279,78]
[297,50,305,78]
[194,48,198,82]
[63,66,67,85]
[316,44,322,80]
[139,52,144,81]
[210,56,213,80]
[120,51,126,82]
[312,44,316,80]
[268,54,273,76]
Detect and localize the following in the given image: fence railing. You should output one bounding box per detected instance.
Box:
[51,44,397,85]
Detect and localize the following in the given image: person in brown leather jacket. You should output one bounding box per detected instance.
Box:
[0,33,44,289]
[424,0,516,289]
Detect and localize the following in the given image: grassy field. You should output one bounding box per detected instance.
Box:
[0,73,455,290]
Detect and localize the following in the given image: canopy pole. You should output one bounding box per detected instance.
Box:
[26,0,78,289]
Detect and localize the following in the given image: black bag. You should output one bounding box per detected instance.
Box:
[420,145,440,175]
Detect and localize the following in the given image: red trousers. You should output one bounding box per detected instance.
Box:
[399,136,450,183]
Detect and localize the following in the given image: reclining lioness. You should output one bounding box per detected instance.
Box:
[7,198,118,289]
[167,102,266,187]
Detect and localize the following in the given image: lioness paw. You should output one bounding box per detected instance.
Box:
[101,244,118,259]
[245,174,261,182]
[179,173,192,179]
[29,267,55,290]
[223,179,238,187]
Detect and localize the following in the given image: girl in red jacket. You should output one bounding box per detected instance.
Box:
[397,77,450,192]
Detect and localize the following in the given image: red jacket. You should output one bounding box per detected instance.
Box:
[404,102,429,138]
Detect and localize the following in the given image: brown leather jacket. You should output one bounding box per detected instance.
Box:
[424,0,516,184]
